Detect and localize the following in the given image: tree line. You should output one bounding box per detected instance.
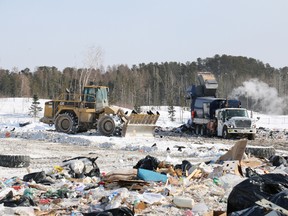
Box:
[1,54,288,113]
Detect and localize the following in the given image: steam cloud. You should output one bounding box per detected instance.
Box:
[230,79,287,115]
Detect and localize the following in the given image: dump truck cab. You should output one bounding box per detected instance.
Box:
[216,108,257,140]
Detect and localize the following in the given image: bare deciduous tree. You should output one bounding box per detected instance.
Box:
[79,46,103,94]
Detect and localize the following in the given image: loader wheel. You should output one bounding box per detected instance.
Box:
[55,113,77,134]
[0,154,30,168]
[222,126,230,139]
[98,116,116,136]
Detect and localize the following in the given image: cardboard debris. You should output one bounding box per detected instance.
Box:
[117,179,149,190]
[222,160,243,176]
[241,158,263,168]
[103,168,137,182]
[217,139,247,162]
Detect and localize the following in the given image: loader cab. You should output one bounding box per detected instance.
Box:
[83,86,109,109]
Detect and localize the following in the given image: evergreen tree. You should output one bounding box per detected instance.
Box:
[133,103,141,113]
[168,104,176,122]
[29,94,43,118]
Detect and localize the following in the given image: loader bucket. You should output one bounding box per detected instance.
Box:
[122,114,160,137]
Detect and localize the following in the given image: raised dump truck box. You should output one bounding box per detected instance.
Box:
[186,72,257,140]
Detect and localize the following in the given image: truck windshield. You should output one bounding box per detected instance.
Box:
[226,109,248,118]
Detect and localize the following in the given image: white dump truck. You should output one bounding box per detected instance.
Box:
[186,72,257,140]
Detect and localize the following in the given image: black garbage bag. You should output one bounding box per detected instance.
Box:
[230,190,288,216]
[82,207,134,216]
[245,167,259,178]
[23,171,46,183]
[22,171,53,185]
[227,173,288,214]
[0,191,36,207]
[269,155,287,167]
[269,189,288,211]
[229,205,267,216]
[133,155,160,171]
[174,160,192,175]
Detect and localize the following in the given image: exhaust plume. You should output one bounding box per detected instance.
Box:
[230,79,287,115]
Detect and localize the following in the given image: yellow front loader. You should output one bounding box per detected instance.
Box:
[40,85,159,137]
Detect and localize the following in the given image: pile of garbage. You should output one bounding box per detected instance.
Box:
[0,140,287,216]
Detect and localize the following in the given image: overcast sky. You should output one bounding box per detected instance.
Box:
[0,0,287,71]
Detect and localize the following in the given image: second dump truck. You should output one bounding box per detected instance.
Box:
[186,72,257,140]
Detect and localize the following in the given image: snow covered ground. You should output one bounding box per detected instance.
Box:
[0,97,287,179]
[0,97,287,215]
[1,97,287,131]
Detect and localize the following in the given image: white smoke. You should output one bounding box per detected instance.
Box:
[230,79,287,115]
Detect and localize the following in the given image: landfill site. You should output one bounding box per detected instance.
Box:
[0,72,286,216]
[0,121,287,216]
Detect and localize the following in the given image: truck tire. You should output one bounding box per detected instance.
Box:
[206,129,212,137]
[0,155,30,168]
[200,125,206,136]
[222,126,230,139]
[248,133,256,140]
[98,115,116,136]
[195,125,200,135]
[55,113,77,134]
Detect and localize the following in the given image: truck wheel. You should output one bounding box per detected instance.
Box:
[0,155,30,168]
[248,134,256,140]
[195,125,200,135]
[55,113,77,134]
[207,129,212,137]
[222,127,230,139]
[200,125,206,136]
[98,115,116,136]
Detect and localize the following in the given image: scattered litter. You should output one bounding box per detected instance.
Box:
[0,137,287,215]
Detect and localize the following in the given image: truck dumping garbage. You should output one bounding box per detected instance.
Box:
[40,85,159,137]
[186,72,258,140]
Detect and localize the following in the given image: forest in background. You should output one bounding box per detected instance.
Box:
[1,54,288,113]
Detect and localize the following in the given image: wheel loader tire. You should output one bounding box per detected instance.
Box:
[98,115,116,136]
[55,113,77,134]
[0,154,30,168]
[223,126,230,139]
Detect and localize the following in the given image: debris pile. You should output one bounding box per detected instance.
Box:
[0,140,287,215]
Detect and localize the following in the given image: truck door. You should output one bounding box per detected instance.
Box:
[217,111,224,136]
